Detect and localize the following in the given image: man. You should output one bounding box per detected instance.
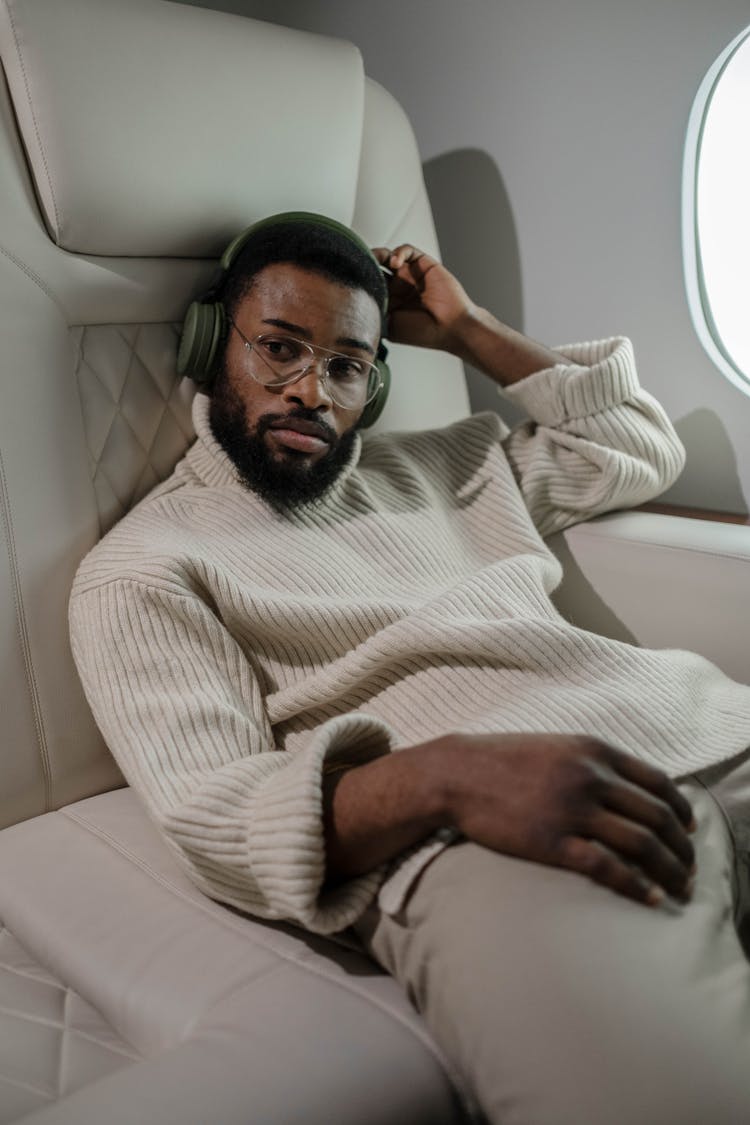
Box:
[69,214,750,1124]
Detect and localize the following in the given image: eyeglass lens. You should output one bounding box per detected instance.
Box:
[245,334,379,407]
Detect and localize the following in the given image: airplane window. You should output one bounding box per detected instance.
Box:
[683,25,750,395]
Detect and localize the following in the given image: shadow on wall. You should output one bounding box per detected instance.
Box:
[423,148,528,429]
[665,408,748,515]
[547,530,639,644]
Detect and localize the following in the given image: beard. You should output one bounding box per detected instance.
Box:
[208,371,362,510]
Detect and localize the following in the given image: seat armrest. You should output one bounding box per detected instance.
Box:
[547,511,750,687]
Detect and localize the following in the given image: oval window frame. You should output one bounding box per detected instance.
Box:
[683,24,750,396]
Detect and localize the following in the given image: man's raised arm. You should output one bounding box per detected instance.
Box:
[373,243,686,538]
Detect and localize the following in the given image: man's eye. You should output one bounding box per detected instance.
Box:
[261,337,299,362]
[330,358,367,380]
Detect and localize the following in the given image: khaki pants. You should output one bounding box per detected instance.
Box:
[353,750,750,1125]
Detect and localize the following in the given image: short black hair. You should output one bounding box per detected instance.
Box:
[218,219,388,329]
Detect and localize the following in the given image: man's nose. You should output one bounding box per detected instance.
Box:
[282,358,333,408]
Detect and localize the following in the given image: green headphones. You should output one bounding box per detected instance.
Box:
[176,211,391,429]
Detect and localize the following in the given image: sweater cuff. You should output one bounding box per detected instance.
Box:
[499,336,640,427]
[247,712,399,934]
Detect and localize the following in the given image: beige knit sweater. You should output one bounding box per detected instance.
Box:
[69,337,750,934]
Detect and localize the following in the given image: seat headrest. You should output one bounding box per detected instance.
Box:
[0,0,365,257]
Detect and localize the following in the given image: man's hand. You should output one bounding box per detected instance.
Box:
[372,243,569,385]
[372,244,476,354]
[441,732,697,907]
[323,730,696,908]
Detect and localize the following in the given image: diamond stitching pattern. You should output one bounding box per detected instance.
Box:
[73,323,196,534]
[0,923,139,1121]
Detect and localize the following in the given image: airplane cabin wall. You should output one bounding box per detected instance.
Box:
[178,0,750,516]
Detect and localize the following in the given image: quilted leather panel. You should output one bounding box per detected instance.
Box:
[71,324,195,535]
[0,923,138,1121]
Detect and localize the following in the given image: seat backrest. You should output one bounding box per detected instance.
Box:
[0,0,469,829]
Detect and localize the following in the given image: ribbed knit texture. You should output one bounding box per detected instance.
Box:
[68,337,750,933]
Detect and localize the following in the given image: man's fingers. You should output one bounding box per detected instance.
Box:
[585,810,693,901]
[371,243,417,270]
[388,243,422,269]
[600,778,695,870]
[384,243,440,274]
[606,746,696,831]
[559,837,668,908]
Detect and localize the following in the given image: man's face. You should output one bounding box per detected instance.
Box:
[209,263,382,509]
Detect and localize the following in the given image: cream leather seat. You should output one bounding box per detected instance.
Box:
[0,1,748,1122]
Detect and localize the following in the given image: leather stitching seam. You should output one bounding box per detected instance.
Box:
[384,182,422,249]
[0,1003,138,1061]
[0,244,67,316]
[5,0,61,233]
[0,447,52,807]
[55,984,68,1097]
[0,1069,53,1101]
[568,524,750,565]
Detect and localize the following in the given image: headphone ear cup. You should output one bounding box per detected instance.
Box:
[358,354,391,429]
[177,301,227,387]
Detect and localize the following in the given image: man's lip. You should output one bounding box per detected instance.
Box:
[269,419,331,443]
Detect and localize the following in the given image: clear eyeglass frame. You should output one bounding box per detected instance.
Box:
[228,319,382,409]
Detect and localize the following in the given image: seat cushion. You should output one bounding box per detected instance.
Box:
[0,924,137,1120]
[0,789,467,1124]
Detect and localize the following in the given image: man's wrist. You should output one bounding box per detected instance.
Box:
[403,733,464,829]
[321,734,459,883]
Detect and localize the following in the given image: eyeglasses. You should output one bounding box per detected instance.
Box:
[229,320,382,410]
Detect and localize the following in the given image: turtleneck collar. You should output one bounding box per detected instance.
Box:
[185,392,364,513]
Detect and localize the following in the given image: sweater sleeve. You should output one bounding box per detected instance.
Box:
[498,336,686,538]
[68,577,398,935]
